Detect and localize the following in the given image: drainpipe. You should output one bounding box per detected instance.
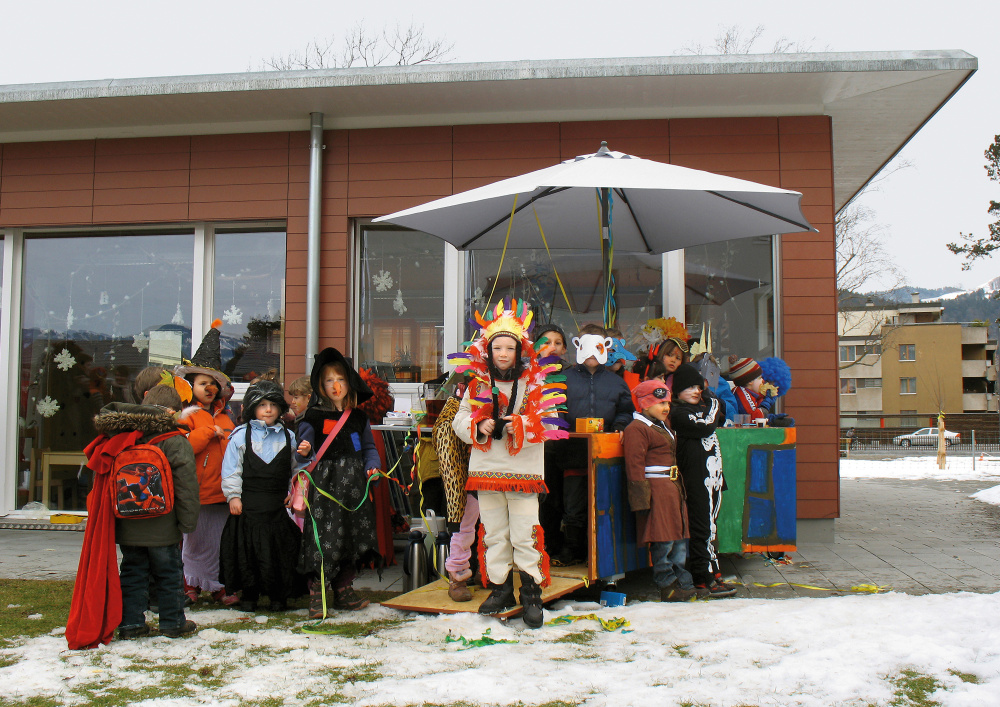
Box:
[306,112,324,371]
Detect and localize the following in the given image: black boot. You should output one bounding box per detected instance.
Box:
[518,571,544,629]
[477,573,515,615]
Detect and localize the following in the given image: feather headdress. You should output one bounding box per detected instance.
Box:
[447,298,569,454]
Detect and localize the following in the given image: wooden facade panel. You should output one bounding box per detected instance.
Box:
[794,426,840,446]
[778,132,831,153]
[2,140,96,158]
[189,166,289,186]
[779,169,833,188]
[189,183,289,203]
[453,140,558,161]
[780,151,833,171]
[347,178,453,200]
[781,278,834,297]
[1,172,95,192]
[454,123,560,142]
[558,137,669,160]
[350,126,452,146]
[671,117,777,136]
[671,134,779,155]
[348,142,452,164]
[92,203,190,223]
[452,157,557,178]
[2,189,93,209]
[2,155,96,176]
[0,206,94,225]
[94,169,190,190]
[714,170,781,187]
[778,115,831,134]
[189,149,289,170]
[95,136,191,155]
[782,351,836,371]
[797,479,841,498]
[190,132,290,151]
[188,200,287,220]
[783,240,835,261]
[350,160,453,182]
[783,296,836,316]
[784,388,839,407]
[784,327,838,346]
[559,119,670,139]
[346,195,430,216]
[671,152,780,172]
[93,186,189,206]
[319,198,349,217]
[94,152,190,173]
[795,499,838,519]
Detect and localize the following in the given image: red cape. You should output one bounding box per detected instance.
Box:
[65,431,140,650]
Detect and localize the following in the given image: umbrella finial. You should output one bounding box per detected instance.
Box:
[596,141,611,156]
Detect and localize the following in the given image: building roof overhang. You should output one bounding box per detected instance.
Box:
[0,51,976,211]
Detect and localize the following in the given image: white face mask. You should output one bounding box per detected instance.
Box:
[573,334,614,365]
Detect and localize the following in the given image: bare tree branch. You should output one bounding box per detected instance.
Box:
[257,20,454,71]
[680,24,817,55]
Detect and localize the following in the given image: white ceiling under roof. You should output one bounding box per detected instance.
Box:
[0,51,976,211]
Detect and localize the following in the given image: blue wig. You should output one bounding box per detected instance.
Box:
[759,357,792,396]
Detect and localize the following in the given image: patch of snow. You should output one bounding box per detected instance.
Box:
[840,456,1000,481]
[971,484,1000,506]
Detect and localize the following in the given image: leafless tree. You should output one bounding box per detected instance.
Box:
[258,21,454,71]
[680,24,815,55]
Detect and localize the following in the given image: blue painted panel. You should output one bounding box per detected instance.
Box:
[748,450,770,494]
[772,448,797,542]
[747,496,774,538]
[594,458,649,578]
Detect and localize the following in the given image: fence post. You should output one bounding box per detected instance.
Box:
[972,429,976,471]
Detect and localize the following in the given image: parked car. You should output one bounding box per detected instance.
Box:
[892,428,961,447]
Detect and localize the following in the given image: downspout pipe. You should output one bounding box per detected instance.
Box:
[306,112,324,371]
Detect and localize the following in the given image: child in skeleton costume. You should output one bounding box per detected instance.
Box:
[450,299,568,628]
[668,364,737,598]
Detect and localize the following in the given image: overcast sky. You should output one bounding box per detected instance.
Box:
[3,0,998,292]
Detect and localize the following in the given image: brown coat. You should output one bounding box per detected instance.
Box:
[622,414,688,544]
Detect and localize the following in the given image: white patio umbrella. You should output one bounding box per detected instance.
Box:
[373,142,815,254]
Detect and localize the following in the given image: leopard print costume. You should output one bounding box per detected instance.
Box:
[433,395,471,526]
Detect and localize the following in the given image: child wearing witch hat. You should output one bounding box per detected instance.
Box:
[295,348,383,618]
[174,319,238,606]
[450,299,568,629]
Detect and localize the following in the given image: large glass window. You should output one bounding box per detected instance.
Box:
[466,248,662,349]
[213,230,286,383]
[19,232,194,511]
[357,226,446,383]
[684,236,774,362]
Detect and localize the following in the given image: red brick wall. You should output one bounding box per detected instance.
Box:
[0,116,839,519]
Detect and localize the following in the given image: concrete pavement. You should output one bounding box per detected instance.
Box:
[3,477,999,599]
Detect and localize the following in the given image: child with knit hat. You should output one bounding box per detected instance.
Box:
[622,379,695,602]
[669,364,736,598]
[727,355,773,423]
[450,299,568,629]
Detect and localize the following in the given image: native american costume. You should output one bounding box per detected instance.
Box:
[449,299,568,588]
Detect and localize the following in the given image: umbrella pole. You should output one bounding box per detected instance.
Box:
[600,187,614,329]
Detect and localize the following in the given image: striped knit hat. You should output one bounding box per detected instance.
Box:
[728,355,763,387]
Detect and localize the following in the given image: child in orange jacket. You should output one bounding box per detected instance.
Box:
[174,320,237,606]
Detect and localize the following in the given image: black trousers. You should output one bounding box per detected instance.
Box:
[682,469,722,584]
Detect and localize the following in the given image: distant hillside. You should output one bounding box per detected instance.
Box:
[939,289,998,329]
[881,285,966,302]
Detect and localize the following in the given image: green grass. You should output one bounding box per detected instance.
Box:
[553,629,595,645]
[889,670,944,707]
[0,579,74,640]
[296,616,409,638]
[948,668,980,684]
[673,644,691,658]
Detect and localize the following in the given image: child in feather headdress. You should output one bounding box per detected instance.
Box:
[450,299,568,629]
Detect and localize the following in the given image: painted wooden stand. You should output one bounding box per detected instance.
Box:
[382,427,797,615]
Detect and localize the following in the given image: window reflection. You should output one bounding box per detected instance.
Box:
[213,231,286,383]
[19,233,194,511]
[357,227,445,383]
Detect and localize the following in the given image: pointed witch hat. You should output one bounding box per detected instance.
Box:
[174,318,232,401]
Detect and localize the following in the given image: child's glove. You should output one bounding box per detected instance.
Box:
[766,413,795,428]
[760,392,777,412]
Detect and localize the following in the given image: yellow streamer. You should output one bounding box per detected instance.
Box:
[532,206,579,332]
[484,195,518,312]
[742,580,891,594]
[546,613,631,632]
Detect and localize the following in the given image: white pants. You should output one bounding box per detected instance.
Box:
[478,490,545,585]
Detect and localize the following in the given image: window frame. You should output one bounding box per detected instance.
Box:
[840,377,857,395]
[899,344,916,361]
[900,376,917,395]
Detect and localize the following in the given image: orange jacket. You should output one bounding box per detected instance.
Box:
[179,402,234,505]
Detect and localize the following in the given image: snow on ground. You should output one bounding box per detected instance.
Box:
[3,594,1000,706]
[841,455,1000,481]
[972,484,1000,506]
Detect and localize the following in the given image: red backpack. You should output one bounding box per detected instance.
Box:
[111,431,184,519]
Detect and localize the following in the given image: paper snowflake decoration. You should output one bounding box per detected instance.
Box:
[373,270,394,292]
[223,304,243,326]
[65,306,75,331]
[171,302,185,326]
[99,291,109,305]
[392,289,408,316]
[132,332,149,352]
[472,287,486,311]
[36,396,60,418]
[53,348,76,372]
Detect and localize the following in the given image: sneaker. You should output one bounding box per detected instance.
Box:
[117,624,151,640]
[212,589,240,606]
[159,620,197,638]
[693,579,737,599]
[182,582,200,606]
[710,575,738,598]
[333,585,369,611]
[659,580,697,602]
